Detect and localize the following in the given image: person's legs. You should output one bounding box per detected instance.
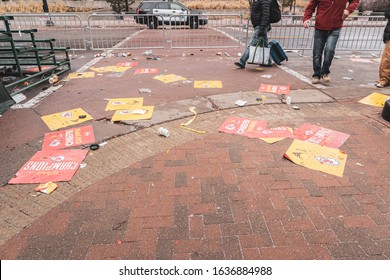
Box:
[313,29,327,78]
[378,40,390,87]
[238,26,261,67]
[321,28,341,77]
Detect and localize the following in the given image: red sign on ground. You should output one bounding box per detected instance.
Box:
[42,125,95,150]
[9,149,88,184]
[293,123,350,149]
[218,117,268,138]
[259,84,290,94]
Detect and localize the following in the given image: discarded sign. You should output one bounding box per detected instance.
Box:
[41,108,93,131]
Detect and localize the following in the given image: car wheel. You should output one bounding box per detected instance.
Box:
[148,17,158,29]
[189,17,199,29]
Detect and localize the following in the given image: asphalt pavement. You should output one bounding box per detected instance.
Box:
[0,47,390,259]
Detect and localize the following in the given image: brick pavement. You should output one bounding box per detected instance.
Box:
[1,100,390,260]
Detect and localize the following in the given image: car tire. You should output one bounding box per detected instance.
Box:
[148,17,158,29]
[189,17,199,29]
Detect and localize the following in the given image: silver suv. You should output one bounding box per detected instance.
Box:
[135,1,208,29]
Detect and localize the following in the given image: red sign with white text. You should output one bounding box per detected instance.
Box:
[293,123,350,149]
[9,149,88,184]
[42,125,95,150]
[218,117,268,138]
[259,84,290,94]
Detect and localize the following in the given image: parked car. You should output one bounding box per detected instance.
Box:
[135,1,208,29]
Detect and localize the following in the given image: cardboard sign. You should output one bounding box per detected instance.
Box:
[134,68,159,74]
[42,125,95,150]
[194,81,223,88]
[105,98,144,111]
[90,66,131,73]
[218,117,268,138]
[358,92,390,107]
[116,62,138,67]
[293,123,350,149]
[67,72,95,80]
[41,108,93,131]
[259,84,290,94]
[9,149,88,184]
[111,106,154,121]
[153,74,187,84]
[284,140,347,177]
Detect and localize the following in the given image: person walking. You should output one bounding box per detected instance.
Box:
[234,0,271,69]
[303,0,360,84]
[376,4,390,88]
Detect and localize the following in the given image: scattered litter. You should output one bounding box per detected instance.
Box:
[182,53,186,57]
[12,93,26,103]
[216,52,222,56]
[80,163,87,168]
[158,127,170,137]
[180,107,207,134]
[281,95,292,105]
[261,74,272,79]
[142,50,153,56]
[256,95,266,105]
[139,88,151,94]
[348,69,354,73]
[182,80,193,84]
[235,100,247,107]
[89,143,100,151]
[146,56,161,60]
[116,53,128,57]
[371,53,379,58]
[35,182,58,194]
[334,55,341,59]
[356,162,364,166]
[69,54,78,60]
[342,77,353,80]
[99,141,107,147]
[94,53,102,58]
[292,106,300,110]
[224,52,230,57]
[238,53,242,57]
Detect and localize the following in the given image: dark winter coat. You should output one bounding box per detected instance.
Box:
[384,4,390,43]
[250,0,271,28]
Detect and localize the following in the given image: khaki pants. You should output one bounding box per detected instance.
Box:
[379,40,390,85]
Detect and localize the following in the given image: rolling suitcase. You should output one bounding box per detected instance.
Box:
[269,40,288,65]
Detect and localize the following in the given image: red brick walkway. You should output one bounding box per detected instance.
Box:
[1,103,389,259]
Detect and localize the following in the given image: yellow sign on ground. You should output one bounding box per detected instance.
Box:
[284,139,347,177]
[67,72,95,80]
[358,92,390,107]
[194,80,223,88]
[105,98,144,111]
[41,108,93,131]
[111,106,154,121]
[90,66,132,73]
[153,74,187,84]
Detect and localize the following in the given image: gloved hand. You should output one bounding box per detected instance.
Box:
[258,25,267,36]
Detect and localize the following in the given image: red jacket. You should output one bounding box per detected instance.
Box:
[303,0,360,30]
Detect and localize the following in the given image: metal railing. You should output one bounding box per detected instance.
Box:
[1,13,387,53]
[87,13,165,50]
[168,13,243,49]
[3,13,86,50]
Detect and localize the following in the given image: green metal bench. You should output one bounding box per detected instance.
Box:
[0,15,71,96]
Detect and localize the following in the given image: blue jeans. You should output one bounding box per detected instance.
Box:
[312,29,341,78]
[239,26,269,66]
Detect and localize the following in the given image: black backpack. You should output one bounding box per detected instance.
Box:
[269,0,282,24]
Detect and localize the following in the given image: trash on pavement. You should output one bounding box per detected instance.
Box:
[358,92,390,107]
[49,75,58,84]
[235,100,247,107]
[382,99,390,122]
[41,108,93,130]
[284,140,347,177]
[259,83,290,95]
[139,88,152,94]
[180,107,206,134]
[42,125,95,150]
[142,50,153,56]
[342,77,353,80]
[35,182,58,194]
[292,106,300,110]
[224,52,230,57]
[158,127,170,137]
